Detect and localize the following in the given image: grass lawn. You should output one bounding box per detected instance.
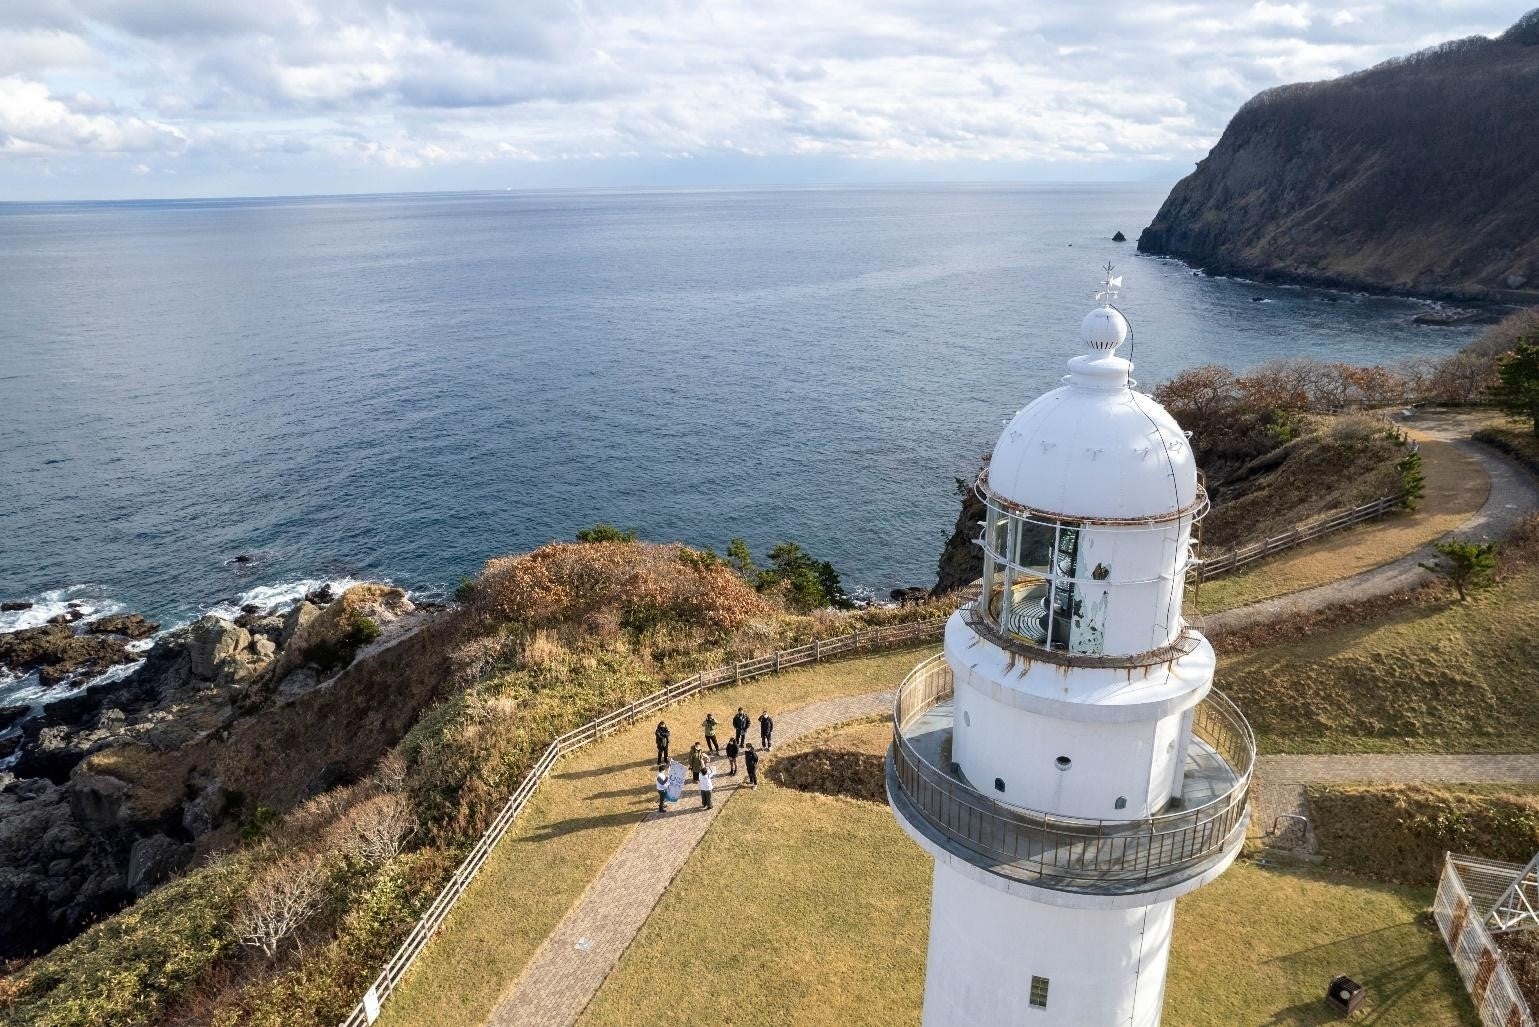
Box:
[580,760,1474,1026]
[1219,563,1539,754]
[377,646,936,1027]
[1195,435,1488,613]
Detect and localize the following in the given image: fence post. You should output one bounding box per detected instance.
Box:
[852,628,860,650]
[734,661,742,684]
[814,638,821,661]
[873,625,881,645]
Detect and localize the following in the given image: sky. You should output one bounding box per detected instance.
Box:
[0,1,1528,200]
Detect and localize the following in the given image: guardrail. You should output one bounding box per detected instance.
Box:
[341,615,947,1026]
[889,655,1254,889]
[1435,854,1536,1027]
[1193,493,1404,582]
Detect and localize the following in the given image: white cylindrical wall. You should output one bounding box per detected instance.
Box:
[922,861,1174,1027]
[951,673,1190,819]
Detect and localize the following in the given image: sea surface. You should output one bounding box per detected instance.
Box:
[0,184,1478,644]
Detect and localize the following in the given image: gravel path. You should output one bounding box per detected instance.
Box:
[1205,435,1539,635]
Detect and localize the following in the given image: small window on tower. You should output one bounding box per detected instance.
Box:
[994,777,1005,792]
[1030,975,1050,1008]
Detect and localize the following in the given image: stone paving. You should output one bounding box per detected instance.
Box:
[1255,754,1539,853]
[486,689,892,1027]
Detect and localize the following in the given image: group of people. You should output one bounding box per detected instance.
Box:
[653,706,775,811]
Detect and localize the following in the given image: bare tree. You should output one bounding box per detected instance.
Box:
[233,855,329,960]
[346,792,416,866]
[373,750,408,793]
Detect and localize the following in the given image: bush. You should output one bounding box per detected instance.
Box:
[575,523,638,543]
[1310,784,1539,885]
[0,856,253,1027]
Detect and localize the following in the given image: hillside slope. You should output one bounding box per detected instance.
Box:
[1139,10,1539,302]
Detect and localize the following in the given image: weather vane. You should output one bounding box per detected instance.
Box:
[1096,261,1123,303]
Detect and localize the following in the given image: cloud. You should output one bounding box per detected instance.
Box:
[0,76,185,156]
[0,0,1525,195]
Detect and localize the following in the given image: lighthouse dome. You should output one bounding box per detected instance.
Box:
[985,310,1199,522]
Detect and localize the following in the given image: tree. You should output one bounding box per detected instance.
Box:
[1492,342,1539,436]
[576,523,638,543]
[753,541,850,612]
[1427,540,1498,601]
[725,538,757,578]
[345,792,416,866]
[233,855,328,959]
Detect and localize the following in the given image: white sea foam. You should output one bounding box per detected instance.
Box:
[0,585,124,634]
[203,576,369,621]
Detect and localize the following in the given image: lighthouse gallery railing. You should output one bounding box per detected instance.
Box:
[890,653,1254,888]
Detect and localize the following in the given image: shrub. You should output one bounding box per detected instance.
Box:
[1493,342,1539,435]
[575,523,638,543]
[1427,539,1499,601]
[0,856,253,1027]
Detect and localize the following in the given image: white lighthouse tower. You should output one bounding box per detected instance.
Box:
[887,271,1254,1026]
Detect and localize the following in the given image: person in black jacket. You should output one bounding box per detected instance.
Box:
[725,737,739,775]
[744,743,760,789]
[655,721,671,768]
[732,707,751,747]
[758,710,774,749]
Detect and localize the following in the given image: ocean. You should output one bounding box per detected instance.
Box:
[0,184,1477,650]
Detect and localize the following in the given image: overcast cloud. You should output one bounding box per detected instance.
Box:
[0,1,1525,199]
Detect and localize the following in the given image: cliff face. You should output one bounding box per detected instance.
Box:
[1139,11,1539,302]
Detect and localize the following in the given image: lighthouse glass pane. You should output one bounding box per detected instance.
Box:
[1013,519,1056,573]
[1030,976,1050,1008]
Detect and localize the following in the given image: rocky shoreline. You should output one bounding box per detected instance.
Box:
[0,582,425,957]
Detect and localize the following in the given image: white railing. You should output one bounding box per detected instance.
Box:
[1434,854,1536,1027]
[1194,493,1404,581]
[340,616,947,1026]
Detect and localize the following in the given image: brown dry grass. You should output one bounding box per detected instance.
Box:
[1195,433,1488,612]
[578,780,1474,1027]
[1308,783,1539,885]
[376,647,935,1027]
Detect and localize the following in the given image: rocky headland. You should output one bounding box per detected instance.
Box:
[0,583,441,957]
[1138,10,1539,303]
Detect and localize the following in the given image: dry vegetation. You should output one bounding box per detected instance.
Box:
[1217,515,1539,753]
[578,777,1474,1027]
[1309,784,1539,886]
[0,538,954,1027]
[765,715,890,803]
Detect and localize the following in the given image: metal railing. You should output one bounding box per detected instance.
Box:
[1194,493,1404,581]
[340,616,947,1026]
[889,655,1254,890]
[1435,854,1536,1027]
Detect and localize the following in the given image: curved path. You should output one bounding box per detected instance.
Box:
[487,690,891,1027]
[1204,434,1539,635]
[482,427,1539,1026]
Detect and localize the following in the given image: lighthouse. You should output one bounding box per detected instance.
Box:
[887,272,1254,1026]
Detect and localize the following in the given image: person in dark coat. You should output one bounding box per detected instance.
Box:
[725,737,739,775]
[759,710,774,749]
[744,743,759,789]
[732,707,751,747]
[688,742,705,783]
[655,721,671,768]
[703,713,720,755]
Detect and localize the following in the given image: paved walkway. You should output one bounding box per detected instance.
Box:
[1206,435,1539,634]
[1255,754,1539,853]
[486,690,891,1027]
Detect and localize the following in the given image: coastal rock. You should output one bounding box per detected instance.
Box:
[1138,14,1539,301]
[305,584,337,606]
[0,623,72,670]
[1112,230,1127,242]
[279,601,319,647]
[35,635,138,688]
[87,613,159,640]
[125,835,193,896]
[1,705,31,733]
[188,617,249,680]
[1,601,33,612]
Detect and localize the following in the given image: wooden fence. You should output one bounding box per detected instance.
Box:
[1192,493,1403,582]
[340,616,947,1026]
[1434,854,1536,1027]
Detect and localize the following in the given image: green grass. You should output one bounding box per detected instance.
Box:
[1217,564,1539,754]
[377,646,935,1027]
[578,773,1474,1026]
[1195,434,1487,613]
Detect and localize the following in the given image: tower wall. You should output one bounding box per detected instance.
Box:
[922,861,1174,1027]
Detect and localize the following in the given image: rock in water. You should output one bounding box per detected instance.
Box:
[187,616,250,680]
[87,613,159,640]
[1138,12,1539,300]
[1112,230,1126,242]
[1,601,33,612]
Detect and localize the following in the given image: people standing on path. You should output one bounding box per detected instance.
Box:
[703,713,720,755]
[733,707,751,747]
[655,766,668,811]
[744,743,759,789]
[699,765,715,808]
[655,721,671,768]
[725,737,739,775]
[688,742,705,783]
[759,710,774,749]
